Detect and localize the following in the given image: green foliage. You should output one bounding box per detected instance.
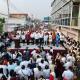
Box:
[0,17,5,33]
[0,18,5,23]
[0,23,3,33]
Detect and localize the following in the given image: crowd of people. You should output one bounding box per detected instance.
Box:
[11,28,61,47]
[0,27,79,80]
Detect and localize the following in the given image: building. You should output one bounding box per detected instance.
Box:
[5,13,28,32]
[42,16,52,27]
[51,0,80,41]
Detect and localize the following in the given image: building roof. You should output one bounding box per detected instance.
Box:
[10,13,28,16]
[10,13,28,18]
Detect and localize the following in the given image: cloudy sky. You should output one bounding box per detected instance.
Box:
[0,0,53,19]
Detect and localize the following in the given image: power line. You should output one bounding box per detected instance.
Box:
[9,2,22,13]
[3,0,22,13]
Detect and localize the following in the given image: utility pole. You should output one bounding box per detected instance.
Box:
[7,0,10,18]
[5,0,10,32]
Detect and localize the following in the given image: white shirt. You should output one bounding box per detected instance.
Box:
[20,60,31,68]
[60,35,64,41]
[37,33,41,39]
[31,50,38,59]
[31,50,36,55]
[34,68,43,78]
[61,57,66,64]
[39,33,43,38]
[27,68,33,76]
[46,54,52,61]
[0,65,8,76]
[15,66,21,74]
[50,48,53,53]
[67,56,75,63]
[30,32,35,38]
[66,54,70,58]
[18,69,29,79]
[17,31,21,35]
[11,54,16,59]
[16,34,20,39]
[38,62,46,70]
[43,69,50,78]
[8,63,17,71]
[67,56,73,61]
[44,61,49,66]
[21,34,25,40]
[35,33,39,39]
[36,58,42,64]
[62,70,74,80]
[44,35,48,41]
[64,61,72,69]
[0,74,3,79]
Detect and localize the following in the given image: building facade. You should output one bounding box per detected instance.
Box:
[51,0,80,41]
[5,13,28,32]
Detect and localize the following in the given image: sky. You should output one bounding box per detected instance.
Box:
[0,0,53,19]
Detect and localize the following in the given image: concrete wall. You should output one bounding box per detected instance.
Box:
[78,4,80,26]
[61,27,80,41]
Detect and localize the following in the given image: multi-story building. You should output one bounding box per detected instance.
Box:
[51,0,80,41]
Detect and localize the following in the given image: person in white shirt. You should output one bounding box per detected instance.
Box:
[60,33,65,46]
[31,49,36,55]
[44,33,48,45]
[50,47,53,54]
[67,54,75,63]
[31,49,38,59]
[14,61,21,74]
[46,52,52,62]
[38,59,47,70]
[43,65,50,79]
[61,55,66,64]
[20,59,31,68]
[64,60,73,69]
[33,66,43,79]
[30,32,36,44]
[18,65,29,80]
[47,54,52,61]
[27,64,33,80]
[16,33,20,39]
[7,61,17,72]
[11,53,17,60]
[62,67,74,80]
[36,55,42,64]
[35,32,39,45]
[0,65,8,77]
[21,32,25,44]
[67,55,73,62]
[17,30,21,35]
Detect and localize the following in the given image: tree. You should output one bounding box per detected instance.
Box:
[0,18,5,33]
